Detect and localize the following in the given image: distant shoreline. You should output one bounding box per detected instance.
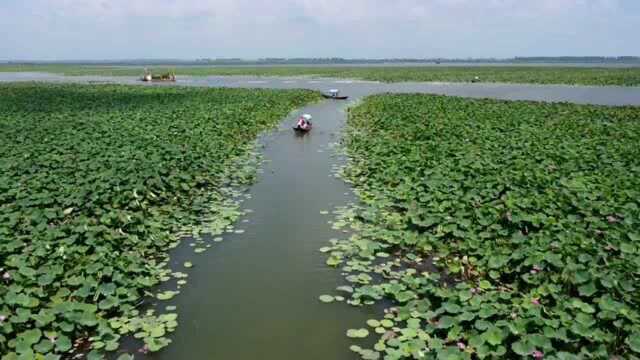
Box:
[2,64,640,86]
[2,56,639,67]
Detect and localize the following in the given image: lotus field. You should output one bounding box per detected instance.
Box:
[0,83,320,359]
[325,94,640,359]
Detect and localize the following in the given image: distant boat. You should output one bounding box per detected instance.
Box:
[141,71,176,82]
[322,89,348,100]
[322,93,349,100]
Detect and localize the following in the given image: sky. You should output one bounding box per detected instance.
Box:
[1,0,639,60]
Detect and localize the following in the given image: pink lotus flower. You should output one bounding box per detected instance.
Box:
[0,315,6,323]
[138,345,150,354]
[532,350,544,359]
[2,272,10,280]
[457,342,466,350]
[531,298,540,306]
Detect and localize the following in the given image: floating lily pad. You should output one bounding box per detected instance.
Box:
[336,285,354,293]
[319,295,335,303]
[366,319,380,328]
[346,328,369,338]
[380,319,393,328]
[157,291,178,301]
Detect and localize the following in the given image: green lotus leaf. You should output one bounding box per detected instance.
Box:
[77,312,99,327]
[19,328,42,345]
[145,336,172,352]
[98,297,119,310]
[87,350,103,360]
[360,349,380,360]
[366,319,380,328]
[512,340,534,356]
[319,295,335,303]
[627,333,640,353]
[483,326,504,346]
[442,302,462,314]
[578,282,597,297]
[150,325,166,338]
[346,328,369,338]
[380,319,393,328]
[55,335,72,352]
[437,316,456,329]
[157,291,178,301]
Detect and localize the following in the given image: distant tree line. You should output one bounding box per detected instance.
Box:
[190,57,640,65]
[5,56,640,66]
[513,56,640,63]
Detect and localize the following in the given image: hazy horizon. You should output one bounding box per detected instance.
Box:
[2,56,640,63]
[2,0,639,61]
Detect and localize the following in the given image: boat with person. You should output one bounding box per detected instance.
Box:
[322,89,349,100]
[293,114,313,132]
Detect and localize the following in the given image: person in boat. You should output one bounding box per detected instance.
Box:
[296,114,312,130]
[329,89,339,98]
[142,68,152,82]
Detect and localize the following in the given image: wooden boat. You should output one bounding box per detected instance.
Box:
[293,125,312,133]
[322,93,349,100]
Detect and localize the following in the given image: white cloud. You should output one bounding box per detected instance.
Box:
[0,0,636,59]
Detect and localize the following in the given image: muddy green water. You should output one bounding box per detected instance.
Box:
[149,99,377,359]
